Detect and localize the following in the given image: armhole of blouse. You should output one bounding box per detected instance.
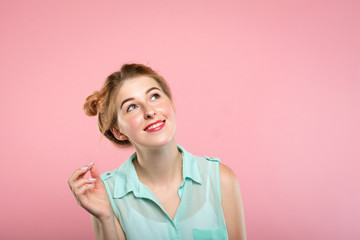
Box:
[102,178,120,221]
[215,162,222,204]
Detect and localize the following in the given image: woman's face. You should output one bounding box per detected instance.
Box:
[114,76,176,148]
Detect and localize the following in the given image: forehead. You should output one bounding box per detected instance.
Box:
[116,75,162,101]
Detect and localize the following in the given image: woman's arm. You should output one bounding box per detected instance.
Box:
[219,163,247,240]
[91,214,126,240]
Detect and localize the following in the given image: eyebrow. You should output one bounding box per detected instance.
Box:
[120,87,161,109]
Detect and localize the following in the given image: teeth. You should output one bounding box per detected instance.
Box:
[147,121,164,130]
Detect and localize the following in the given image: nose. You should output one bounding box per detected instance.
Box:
[144,105,156,119]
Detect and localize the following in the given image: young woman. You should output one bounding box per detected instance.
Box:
[68,64,246,240]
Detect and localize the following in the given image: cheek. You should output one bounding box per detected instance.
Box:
[117,113,142,134]
[162,106,176,124]
[159,101,175,115]
[130,117,142,128]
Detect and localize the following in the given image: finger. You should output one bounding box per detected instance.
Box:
[75,183,95,201]
[90,164,101,180]
[68,162,94,185]
[68,168,90,191]
[72,177,97,189]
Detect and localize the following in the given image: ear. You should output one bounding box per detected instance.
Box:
[110,127,129,141]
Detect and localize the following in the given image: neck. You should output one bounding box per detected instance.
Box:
[132,140,182,186]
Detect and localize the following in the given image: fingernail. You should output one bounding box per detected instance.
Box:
[86,162,94,167]
[86,184,94,188]
[80,167,88,171]
[89,178,96,181]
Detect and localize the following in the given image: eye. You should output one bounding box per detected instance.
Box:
[150,93,160,101]
[127,104,137,112]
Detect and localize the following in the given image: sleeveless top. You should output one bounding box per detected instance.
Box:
[101,145,228,240]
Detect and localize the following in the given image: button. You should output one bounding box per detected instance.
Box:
[106,172,111,176]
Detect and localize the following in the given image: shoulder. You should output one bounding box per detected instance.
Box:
[219,163,239,190]
[219,163,242,208]
[100,157,132,183]
[198,155,238,188]
[100,171,115,182]
[101,171,115,182]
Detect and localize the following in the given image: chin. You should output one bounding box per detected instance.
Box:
[137,133,176,149]
[149,135,175,147]
[133,123,176,148]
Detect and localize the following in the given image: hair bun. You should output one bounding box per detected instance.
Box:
[83,91,101,116]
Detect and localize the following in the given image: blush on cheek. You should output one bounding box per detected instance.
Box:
[127,115,144,132]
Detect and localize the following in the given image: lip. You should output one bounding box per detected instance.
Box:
[144,120,166,132]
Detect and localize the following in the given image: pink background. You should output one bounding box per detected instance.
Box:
[0,0,359,239]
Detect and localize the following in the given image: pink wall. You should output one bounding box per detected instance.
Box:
[0,0,359,239]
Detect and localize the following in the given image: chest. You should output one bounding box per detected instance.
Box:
[113,179,227,240]
[149,185,181,220]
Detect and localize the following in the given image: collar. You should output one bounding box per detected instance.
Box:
[113,145,202,199]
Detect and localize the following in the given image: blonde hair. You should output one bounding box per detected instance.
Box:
[83,63,173,145]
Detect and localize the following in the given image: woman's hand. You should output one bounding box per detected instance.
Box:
[68,163,113,220]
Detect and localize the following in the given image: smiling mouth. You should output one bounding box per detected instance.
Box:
[144,120,166,132]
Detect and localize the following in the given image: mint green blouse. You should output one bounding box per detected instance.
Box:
[101,145,228,240]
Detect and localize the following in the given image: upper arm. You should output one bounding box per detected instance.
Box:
[91,215,101,240]
[219,163,247,240]
[113,215,126,240]
[91,215,126,240]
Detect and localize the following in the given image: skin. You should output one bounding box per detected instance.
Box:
[68,76,246,240]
